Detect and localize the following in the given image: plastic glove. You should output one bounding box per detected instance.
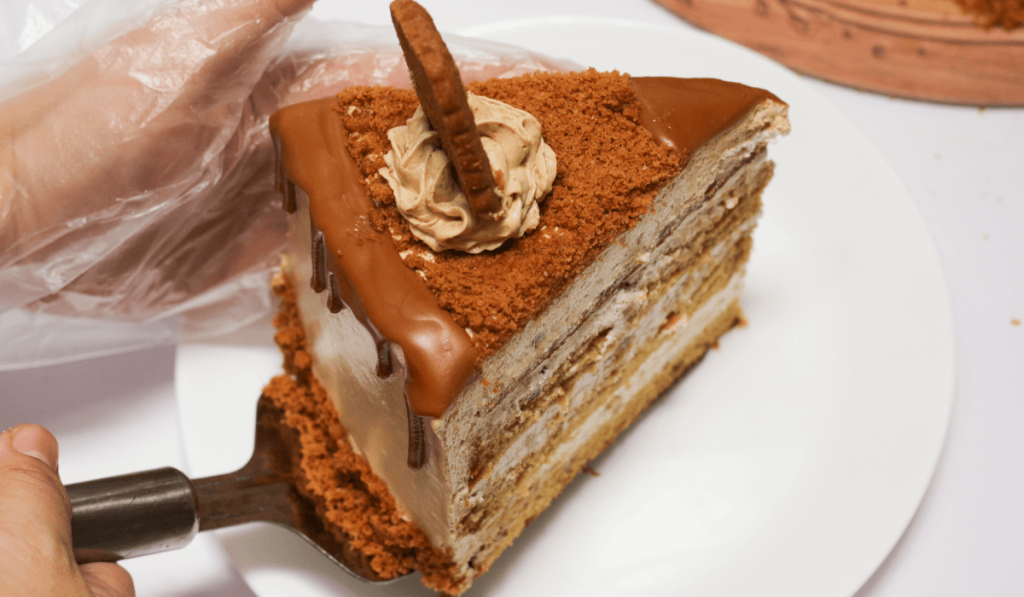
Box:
[0,424,134,597]
[0,0,571,363]
[0,0,316,337]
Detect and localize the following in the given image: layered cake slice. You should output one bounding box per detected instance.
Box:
[266,1,789,593]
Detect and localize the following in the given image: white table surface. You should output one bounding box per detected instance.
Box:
[2,1,1022,596]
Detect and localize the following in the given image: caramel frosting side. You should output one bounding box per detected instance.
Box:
[270,99,477,419]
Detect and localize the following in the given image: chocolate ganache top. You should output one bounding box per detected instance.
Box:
[269,75,779,419]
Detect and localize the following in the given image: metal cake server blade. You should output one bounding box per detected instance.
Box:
[67,395,405,583]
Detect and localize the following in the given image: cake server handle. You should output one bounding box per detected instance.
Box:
[67,467,199,564]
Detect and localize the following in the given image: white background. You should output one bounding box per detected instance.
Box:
[2,1,1022,596]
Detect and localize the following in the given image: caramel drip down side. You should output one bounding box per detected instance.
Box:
[269,99,478,422]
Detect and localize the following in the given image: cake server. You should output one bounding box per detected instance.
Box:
[66,395,405,583]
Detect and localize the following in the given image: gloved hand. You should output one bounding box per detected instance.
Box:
[0,424,134,597]
[0,0,570,347]
[0,0,318,338]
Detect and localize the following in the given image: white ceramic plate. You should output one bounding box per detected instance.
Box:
[176,18,954,597]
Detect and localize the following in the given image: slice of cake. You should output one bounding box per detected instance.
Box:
[267,4,788,593]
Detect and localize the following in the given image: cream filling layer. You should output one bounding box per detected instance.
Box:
[446,248,750,571]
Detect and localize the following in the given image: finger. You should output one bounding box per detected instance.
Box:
[81,562,136,597]
[0,425,89,597]
[9,423,59,472]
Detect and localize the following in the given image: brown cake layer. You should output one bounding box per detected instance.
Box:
[337,70,682,359]
[264,276,463,593]
[447,146,774,576]
[465,300,747,576]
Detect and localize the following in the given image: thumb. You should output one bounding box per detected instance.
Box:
[0,425,134,597]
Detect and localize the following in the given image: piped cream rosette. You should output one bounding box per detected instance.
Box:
[380,93,556,253]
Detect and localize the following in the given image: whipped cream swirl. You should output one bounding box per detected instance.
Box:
[380,93,556,253]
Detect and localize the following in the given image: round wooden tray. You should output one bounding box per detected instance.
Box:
[655,0,1024,105]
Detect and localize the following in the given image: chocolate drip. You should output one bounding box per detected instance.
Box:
[376,342,394,379]
[284,180,298,213]
[406,399,426,470]
[273,135,293,213]
[327,272,344,313]
[311,229,327,293]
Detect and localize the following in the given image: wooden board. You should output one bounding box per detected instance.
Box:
[655,0,1024,105]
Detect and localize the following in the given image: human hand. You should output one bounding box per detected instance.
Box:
[0,0,570,342]
[0,424,134,597]
[0,0,318,335]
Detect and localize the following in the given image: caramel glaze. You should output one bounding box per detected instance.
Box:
[632,77,781,157]
[269,76,779,464]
